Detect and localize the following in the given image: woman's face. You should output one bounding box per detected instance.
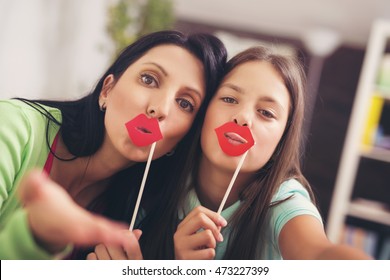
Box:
[201,60,290,173]
[100,44,205,162]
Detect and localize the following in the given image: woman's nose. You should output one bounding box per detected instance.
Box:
[146,106,167,121]
[146,94,172,121]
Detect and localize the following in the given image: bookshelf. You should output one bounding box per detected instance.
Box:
[326,19,390,259]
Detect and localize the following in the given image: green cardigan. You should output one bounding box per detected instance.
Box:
[0,99,63,259]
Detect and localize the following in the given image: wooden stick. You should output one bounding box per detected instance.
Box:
[129,141,156,231]
[217,150,249,215]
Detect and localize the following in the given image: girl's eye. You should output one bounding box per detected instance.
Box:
[140,74,158,87]
[176,98,195,113]
[259,109,275,119]
[221,97,237,104]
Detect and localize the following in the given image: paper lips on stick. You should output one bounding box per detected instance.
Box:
[125,113,163,231]
[215,122,255,156]
[125,114,163,147]
[215,121,255,215]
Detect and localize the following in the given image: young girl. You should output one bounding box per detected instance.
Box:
[89,46,370,260]
[0,30,227,259]
[172,46,370,260]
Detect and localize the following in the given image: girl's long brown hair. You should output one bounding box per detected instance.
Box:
[221,46,316,259]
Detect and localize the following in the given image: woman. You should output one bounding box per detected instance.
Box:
[0,30,227,259]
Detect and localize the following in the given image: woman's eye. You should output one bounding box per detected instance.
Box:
[259,109,275,119]
[140,74,158,87]
[221,97,237,104]
[177,98,194,113]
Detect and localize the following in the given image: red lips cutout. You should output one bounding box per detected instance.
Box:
[215,122,255,156]
[125,114,163,147]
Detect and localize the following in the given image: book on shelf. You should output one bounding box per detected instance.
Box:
[378,236,390,260]
[339,224,378,258]
[375,100,390,149]
[362,95,385,147]
[377,53,390,93]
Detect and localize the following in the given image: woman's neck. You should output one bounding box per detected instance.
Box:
[50,135,135,207]
[196,154,251,212]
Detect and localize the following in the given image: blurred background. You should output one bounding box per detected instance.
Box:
[1,0,389,258]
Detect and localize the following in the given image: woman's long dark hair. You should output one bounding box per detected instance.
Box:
[15,30,227,259]
[138,46,316,259]
[16,30,227,159]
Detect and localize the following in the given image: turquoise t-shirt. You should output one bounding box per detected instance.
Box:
[0,99,63,259]
[178,179,323,259]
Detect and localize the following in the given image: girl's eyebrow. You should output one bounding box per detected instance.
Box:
[259,96,287,113]
[221,83,287,112]
[221,83,244,94]
[142,62,168,76]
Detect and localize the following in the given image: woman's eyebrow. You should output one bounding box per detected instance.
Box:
[142,62,168,76]
[183,86,202,99]
[143,62,203,100]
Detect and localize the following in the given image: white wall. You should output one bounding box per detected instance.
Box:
[174,0,390,47]
[0,0,112,100]
[1,0,389,101]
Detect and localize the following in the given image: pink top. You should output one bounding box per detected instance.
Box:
[43,133,59,174]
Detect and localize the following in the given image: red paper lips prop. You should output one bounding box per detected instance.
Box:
[215,122,255,156]
[125,114,163,147]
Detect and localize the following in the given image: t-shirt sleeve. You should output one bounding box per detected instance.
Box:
[0,209,54,259]
[0,100,64,259]
[0,101,30,211]
[268,180,323,248]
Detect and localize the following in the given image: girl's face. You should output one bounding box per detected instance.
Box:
[201,61,290,173]
[100,44,205,162]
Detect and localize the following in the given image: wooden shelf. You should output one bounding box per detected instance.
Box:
[347,199,390,226]
[326,19,390,243]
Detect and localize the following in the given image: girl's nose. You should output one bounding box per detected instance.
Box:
[233,113,252,127]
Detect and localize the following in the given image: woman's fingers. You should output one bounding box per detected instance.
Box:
[17,170,129,253]
[133,229,143,240]
[88,230,143,260]
[93,244,113,260]
[86,252,98,260]
[123,230,143,260]
[98,243,129,260]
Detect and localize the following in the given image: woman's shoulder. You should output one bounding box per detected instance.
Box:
[0,99,62,144]
[0,99,62,124]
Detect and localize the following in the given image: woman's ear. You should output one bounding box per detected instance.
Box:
[99,74,115,108]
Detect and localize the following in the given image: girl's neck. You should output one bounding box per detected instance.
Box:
[196,154,251,212]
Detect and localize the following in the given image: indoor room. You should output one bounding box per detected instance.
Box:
[1,0,389,265]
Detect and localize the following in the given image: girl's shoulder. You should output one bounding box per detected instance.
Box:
[272,178,311,202]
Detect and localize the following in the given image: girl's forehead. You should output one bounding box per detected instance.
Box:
[223,61,282,86]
